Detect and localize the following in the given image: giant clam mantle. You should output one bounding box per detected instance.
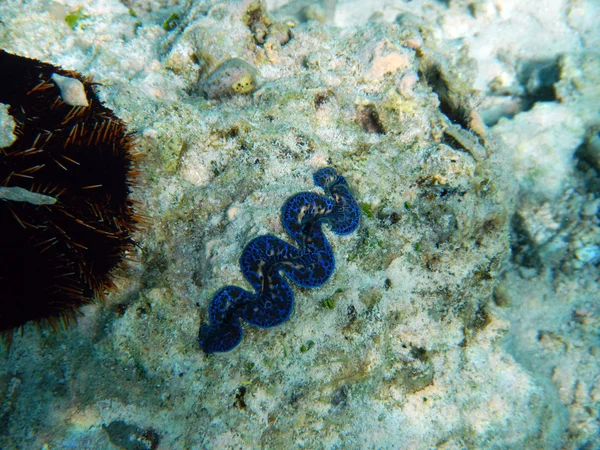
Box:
[198,168,360,354]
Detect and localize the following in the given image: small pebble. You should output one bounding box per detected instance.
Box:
[51,73,89,107]
[202,58,258,100]
[574,245,600,263]
[0,105,16,147]
[267,22,291,46]
[581,198,599,217]
[0,186,57,205]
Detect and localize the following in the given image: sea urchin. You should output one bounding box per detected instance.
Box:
[0,50,141,345]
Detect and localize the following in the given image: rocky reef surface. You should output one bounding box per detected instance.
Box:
[0,0,598,448]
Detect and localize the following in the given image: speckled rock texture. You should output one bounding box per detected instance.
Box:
[0,0,597,449]
[0,105,16,148]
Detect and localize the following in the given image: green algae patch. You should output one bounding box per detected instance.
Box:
[361,203,374,218]
[162,13,180,31]
[65,8,89,30]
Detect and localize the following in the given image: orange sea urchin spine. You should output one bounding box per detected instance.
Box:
[0,50,142,345]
